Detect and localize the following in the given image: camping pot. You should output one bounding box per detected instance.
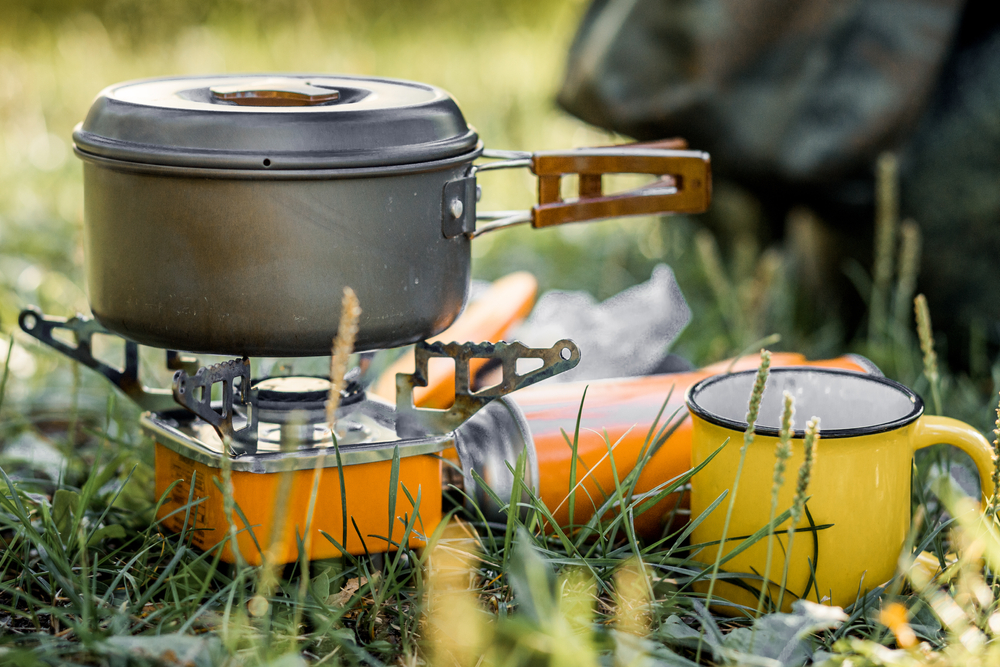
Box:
[73,74,711,356]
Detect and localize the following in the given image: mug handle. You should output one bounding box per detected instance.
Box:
[913,415,996,506]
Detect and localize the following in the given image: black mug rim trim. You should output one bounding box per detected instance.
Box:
[685,367,925,439]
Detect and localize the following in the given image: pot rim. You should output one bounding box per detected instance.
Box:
[74,142,484,180]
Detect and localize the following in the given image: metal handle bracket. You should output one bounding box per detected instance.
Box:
[442,175,478,238]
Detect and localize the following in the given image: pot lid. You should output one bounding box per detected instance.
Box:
[72,74,480,171]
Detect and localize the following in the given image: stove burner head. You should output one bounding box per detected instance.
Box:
[161,374,395,453]
[254,376,364,424]
[247,375,383,449]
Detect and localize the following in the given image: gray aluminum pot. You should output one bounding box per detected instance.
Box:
[74,74,711,356]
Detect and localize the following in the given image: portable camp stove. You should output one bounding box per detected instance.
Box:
[19,307,579,564]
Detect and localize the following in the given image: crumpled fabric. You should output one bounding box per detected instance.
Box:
[509,264,691,383]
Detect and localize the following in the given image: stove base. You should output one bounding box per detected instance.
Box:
[154,442,442,565]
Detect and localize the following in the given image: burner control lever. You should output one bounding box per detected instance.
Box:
[395,339,581,437]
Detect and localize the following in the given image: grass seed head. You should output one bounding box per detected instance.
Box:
[914,294,942,415]
[772,391,795,495]
[915,294,938,380]
[791,417,820,523]
[776,415,820,612]
[757,389,795,616]
[894,220,922,331]
[869,151,899,343]
[743,349,772,451]
[991,393,1000,518]
[613,558,651,636]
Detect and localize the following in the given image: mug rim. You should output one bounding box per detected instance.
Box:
[686,367,925,439]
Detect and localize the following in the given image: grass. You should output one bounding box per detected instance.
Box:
[5,1,1000,665]
[4,341,997,666]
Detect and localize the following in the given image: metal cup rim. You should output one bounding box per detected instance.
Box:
[685,367,924,439]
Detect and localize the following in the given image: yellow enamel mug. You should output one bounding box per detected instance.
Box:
[687,368,996,613]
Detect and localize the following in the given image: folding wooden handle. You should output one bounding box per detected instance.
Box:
[529,139,711,228]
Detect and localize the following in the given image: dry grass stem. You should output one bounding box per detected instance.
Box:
[295,289,363,604]
[869,152,899,343]
[991,394,1000,518]
[258,411,306,610]
[293,428,331,640]
[914,294,942,414]
[327,286,363,432]
[218,436,244,645]
[756,390,794,617]
[614,558,651,636]
[700,349,771,654]
[219,438,242,568]
[778,416,820,611]
[426,523,487,667]
[893,220,922,335]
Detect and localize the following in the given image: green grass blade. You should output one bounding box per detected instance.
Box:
[567,386,588,532]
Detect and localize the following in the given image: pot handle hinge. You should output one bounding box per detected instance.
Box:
[395,338,580,437]
[442,175,478,238]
